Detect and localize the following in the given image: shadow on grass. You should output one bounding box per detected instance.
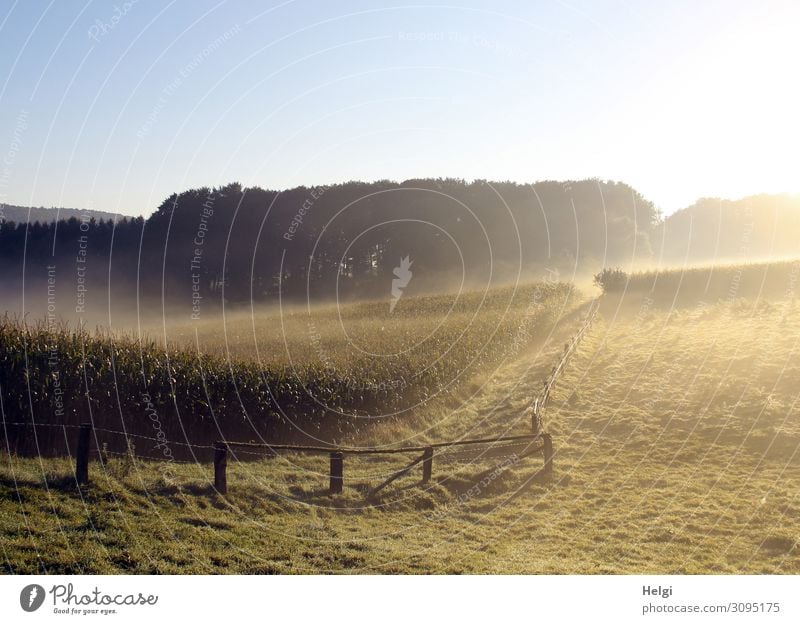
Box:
[0,473,84,495]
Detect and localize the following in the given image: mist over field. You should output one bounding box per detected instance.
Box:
[1,1,799,586]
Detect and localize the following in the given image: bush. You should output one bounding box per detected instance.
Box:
[594,268,628,293]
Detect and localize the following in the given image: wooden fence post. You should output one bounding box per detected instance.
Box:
[422,447,433,483]
[214,442,228,494]
[542,433,554,481]
[330,452,343,494]
[75,423,92,485]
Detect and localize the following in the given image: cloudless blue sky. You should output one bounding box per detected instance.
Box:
[1,0,798,216]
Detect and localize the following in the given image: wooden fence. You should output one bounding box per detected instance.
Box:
[212,299,599,496]
[3,300,598,499]
[212,433,551,495]
[528,299,599,434]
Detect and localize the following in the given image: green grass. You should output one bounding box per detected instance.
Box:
[0,286,800,574]
[2,287,798,573]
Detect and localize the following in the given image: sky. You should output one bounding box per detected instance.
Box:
[1,0,798,217]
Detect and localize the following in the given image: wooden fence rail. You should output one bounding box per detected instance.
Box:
[529,299,599,434]
[218,432,545,455]
[213,432,547,495]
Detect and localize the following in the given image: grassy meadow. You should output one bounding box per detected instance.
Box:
[2,265,799,573]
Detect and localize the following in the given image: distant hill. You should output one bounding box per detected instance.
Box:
[0,203,126,224]
[657,194,800,263]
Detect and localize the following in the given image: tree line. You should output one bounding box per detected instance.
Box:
[1,178,660,322]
